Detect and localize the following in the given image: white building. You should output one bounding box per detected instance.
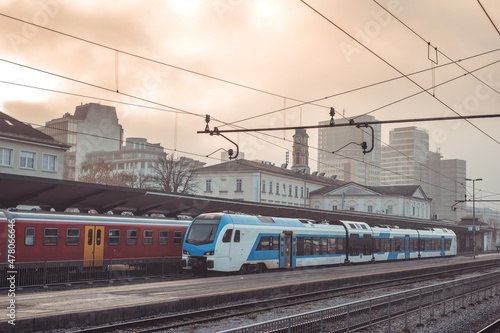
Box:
[85,137,166,177]
[310,182,432,219]
[0,112,68,179]
[194,159,344,208]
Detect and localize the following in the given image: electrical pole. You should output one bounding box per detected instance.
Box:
[466,178,482,259]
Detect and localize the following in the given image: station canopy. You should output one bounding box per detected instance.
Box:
[0,172,467,232]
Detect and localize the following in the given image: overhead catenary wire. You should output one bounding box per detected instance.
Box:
[372,0,500,95]
[299,0,500,146]
[476,0,500,36]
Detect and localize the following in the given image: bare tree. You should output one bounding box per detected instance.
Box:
[79,159,133,187]
[151,154,200,193]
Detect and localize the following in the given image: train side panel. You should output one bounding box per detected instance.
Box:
[0,211,189,268]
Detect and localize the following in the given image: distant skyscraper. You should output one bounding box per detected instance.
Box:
[381,127,430,189]
[40,103,123,180]
[381,126,466,221]
[317,114,381,186]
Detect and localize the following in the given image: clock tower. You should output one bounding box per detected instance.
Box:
[291,129,310,174]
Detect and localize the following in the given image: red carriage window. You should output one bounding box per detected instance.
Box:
[173,231,183,245]
[159,230,168,245]
[143,230,154,245]
[25,227,35,246]
[44,228,59,246]
[126,229,138,245]
[66,228,80,246]
[109,229,120,245]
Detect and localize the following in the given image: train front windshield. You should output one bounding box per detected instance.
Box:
[185,217,221,245]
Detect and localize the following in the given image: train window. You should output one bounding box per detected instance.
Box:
[173,231,183,245]
[159,230,168,245]
[143,230,154,245]
[109,229,120,245]
[222,229,233,243]
[25,227,35,246]
[312,238,320,255]
[44,228,59,246]
[349,223,357,229]
[96,229,102,246]
[87,229,93,246]
[257,236,269,250]
[234,230,240,243]
[126,229,138,245]
[66,228,80,246]
[303,237,312,256]
[321,238,328,254]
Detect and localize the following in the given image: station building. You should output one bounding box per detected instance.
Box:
[0,112,68,180]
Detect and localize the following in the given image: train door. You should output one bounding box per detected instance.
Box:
[441,236,445,256]
[84,226,104,268]
[279,231,295,268]
[404,235,410,259]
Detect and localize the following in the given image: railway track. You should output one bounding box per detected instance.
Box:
[73,261,500,333]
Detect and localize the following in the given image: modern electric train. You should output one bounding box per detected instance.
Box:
[181,212,457,274]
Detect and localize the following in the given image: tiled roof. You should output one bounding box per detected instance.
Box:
[195,159,345,186]
[0,112,68,148]
[310,182,429,200]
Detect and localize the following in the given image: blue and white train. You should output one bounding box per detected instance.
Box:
[181,213,457,274]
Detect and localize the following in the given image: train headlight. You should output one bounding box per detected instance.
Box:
[183,250,190,255]
[204,251,214,256]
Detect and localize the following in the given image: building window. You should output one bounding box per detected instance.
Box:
[20,151,35,169]
[276,182,280,195]
[205,179,212,192]
[332,205,337,211]
[42,154,57,172]
[109,229,120,245]
[387,205,394,214]
[25,227,35,246]
[289,185,292,197]
[262,180,266,193]
[236,179,242,192]
[269,181,273,194]
[283,184,286,195]
[0,147,12,166]
[143,230,154,245]
[306,188,310,198]
[300,187,304,198]
[367,205,373,213]
[295,186,298,198]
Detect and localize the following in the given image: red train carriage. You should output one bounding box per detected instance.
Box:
[0,209,189,270]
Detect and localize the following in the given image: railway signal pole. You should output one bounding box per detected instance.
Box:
[466,178,482,259]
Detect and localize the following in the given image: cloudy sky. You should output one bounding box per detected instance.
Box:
[1,0,499,212]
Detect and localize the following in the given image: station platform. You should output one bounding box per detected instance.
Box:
[3,253,500,332]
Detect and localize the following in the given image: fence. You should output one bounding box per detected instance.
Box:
[0,257,182,288]
[221,271,500,333]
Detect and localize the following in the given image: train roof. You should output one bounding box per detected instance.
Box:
[0,210,191,226]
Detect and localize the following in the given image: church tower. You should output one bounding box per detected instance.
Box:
[291,129,310,174]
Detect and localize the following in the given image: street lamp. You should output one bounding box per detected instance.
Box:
[465,178,482,259]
